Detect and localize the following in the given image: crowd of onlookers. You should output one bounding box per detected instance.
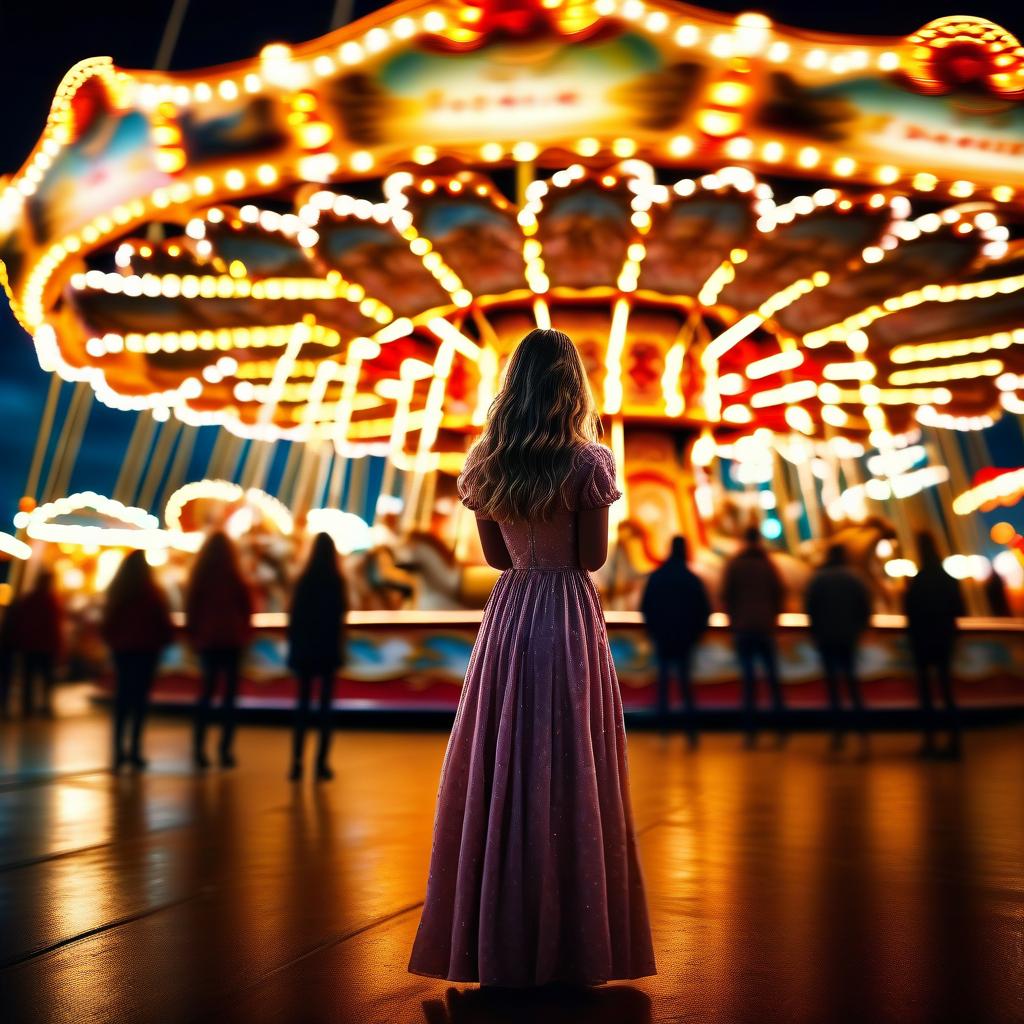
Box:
[0,524,977,767]
[642,527,967,757]
[0,531,348,780]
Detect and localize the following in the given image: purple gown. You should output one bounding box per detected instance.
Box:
[408,443,656,986]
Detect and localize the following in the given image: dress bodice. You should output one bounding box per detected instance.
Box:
[459,443,621,570]
[496,511,583,570]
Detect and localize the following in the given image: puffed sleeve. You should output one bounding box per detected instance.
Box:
[574,444,622,510]
[457,447,489,516]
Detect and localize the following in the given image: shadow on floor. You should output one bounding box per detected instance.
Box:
[422,984,652,1024]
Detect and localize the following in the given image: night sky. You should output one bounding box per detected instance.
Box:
[2,0,1024,527]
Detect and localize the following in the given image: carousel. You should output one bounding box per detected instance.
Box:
[1,0,1023,710]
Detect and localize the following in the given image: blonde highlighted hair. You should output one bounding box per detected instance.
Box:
[458,328,601,522]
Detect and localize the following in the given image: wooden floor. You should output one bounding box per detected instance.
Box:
[1,686,1023,1024]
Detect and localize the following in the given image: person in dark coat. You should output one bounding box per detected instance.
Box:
[13,570,63,717]
[103,550,174,770]
[287,532,348,781]
[722,526,786,744]
[640,535,711,745]
[805,543,872,748]
[904,531,965,757]
[984,567,1012,617]
[185,532,253,769]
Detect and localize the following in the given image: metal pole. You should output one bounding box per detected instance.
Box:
[417,468,437,531]
[312,447,333,510]
[278,440,304,505]
[41,384,85,503]
[137,419,182,511]
[47,384,93,503]
[330,0,355,29]
[157,424,196,513]
[346,454,368,518]
[153,0,191,69]
[327,452,348,508]
[113,414,157,505]
[22,376,62,502]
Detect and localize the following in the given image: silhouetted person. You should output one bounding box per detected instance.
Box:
[287,533,348,781]
[641,536,711,745]
[102,550,174,770]
[805,544,872,748]
[905,531,965,757]
[723,526,785,744]
[984,567,1012,617]
[14,570,62,716]
[186,533,253,769]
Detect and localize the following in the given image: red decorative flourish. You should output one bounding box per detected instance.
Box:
[900,16,1024,100]
[424,0,607,52]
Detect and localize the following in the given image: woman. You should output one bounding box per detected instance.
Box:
[13,570,63,717]
[102,550,174,769]
[905,530,965,757]
[185,532,253,769]
[287,532,348,781]
[408,328,656,987]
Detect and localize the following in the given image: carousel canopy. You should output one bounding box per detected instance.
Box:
[3,0,1024,451]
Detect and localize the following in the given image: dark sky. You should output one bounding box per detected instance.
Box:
[1,0,1023,524]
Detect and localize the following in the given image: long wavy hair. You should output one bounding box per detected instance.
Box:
[187,531,246,604]
[104,550,155,622]
[294,532,345,606]
[459,328,601,522]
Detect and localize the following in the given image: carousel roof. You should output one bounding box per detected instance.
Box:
[4,0,1024,448]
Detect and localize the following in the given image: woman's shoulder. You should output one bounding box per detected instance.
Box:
[574,441,615,466]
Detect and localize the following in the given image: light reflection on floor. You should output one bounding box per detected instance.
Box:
[1,684,1022,1024]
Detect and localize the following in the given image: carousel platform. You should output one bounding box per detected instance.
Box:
[96,611,1024,717]
[1,685,1023,1024]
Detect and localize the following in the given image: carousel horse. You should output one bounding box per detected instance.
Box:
[345,547,416,610]
[388,532,500,610]
[599,519,662,611]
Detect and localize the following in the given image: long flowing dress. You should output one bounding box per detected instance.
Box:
[408,443,656,986]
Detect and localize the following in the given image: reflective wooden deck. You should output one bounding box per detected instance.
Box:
[1,686,1022,1023]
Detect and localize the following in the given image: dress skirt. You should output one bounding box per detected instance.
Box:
[408,566,656,986]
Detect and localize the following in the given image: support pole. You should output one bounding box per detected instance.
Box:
[772,451,801,551]
[137,419,182,511]
[277,440,304,506]
[516,159,535,208]
[209,434,244,482]
[375,460,397,522]
[417,469,438,532]
[931,428,984,615]
[153,0,191,70]
[22,376,62,504]
[327,451,348,508]
[113,414,156,504]
[311,447,333,511]
[8,377,64,594]
[346,454,368,519]
[330,0,354,29]
[157,424,196,513]
[292,442,326,517]
[608,416,627,533]
[43,383,93,504]
[793,448,823,541]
